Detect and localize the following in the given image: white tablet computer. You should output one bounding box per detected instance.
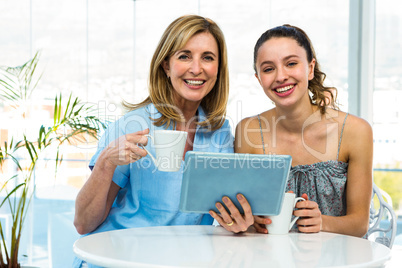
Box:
[179,151,292,216]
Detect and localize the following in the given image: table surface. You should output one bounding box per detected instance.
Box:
[73,225,392,268]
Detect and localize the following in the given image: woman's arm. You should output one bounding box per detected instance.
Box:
[74,129,149,235]
[295,116,373,237]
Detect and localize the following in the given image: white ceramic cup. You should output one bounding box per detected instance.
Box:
[140,130,187,172]
[267,192,306,235]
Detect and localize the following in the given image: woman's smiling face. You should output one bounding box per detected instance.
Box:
[254,37,315,108]
[163,31,219,109]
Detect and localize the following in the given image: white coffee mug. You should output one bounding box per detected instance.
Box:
[267,192,306,235]
[141,130,187,172]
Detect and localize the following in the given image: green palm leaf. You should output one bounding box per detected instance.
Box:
[0,51,42,108]
[0,51,105,266]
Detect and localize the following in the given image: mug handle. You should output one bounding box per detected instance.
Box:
[138,134,157,165]
[288,197,306,231]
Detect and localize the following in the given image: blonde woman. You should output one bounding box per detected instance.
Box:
[74,14,253,268]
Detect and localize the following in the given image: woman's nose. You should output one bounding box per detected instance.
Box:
[276,66,288,82]
[189,59,202,75]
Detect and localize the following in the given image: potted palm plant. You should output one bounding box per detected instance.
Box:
[0,52,105,267]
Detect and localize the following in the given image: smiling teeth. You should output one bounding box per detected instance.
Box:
[186,80,204,86]
[275,85,294,93]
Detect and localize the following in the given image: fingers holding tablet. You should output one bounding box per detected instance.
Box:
[209,194,254,233]
[253,215,271,234]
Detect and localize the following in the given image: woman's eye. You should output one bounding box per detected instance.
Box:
[178,54,189,60]
[288,62,297,67]
[263,67,274,73]
[204,56,214,61]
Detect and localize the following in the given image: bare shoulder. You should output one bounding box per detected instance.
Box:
[326,109,372,134]
[236,115,258,130]
[339,111,373,162]
[235,110,274,153]
[235,115,260,145]
[236,109,276,133]
[343,113,373,137]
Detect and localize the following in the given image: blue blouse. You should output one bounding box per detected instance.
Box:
[73,103,233,268]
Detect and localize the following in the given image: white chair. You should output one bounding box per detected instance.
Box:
[366,183,397,248]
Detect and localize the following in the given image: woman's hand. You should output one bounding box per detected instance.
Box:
[101,128,150,169]
[294,193,322,233]
[253,216,271,234]
[74,128,150,235]
[209,194,254,233]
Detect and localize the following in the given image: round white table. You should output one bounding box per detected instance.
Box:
[73,225,391,268]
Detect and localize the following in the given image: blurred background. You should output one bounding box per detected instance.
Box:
[1,0,401,266]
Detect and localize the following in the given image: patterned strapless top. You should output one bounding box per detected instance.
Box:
[288,160,348,216]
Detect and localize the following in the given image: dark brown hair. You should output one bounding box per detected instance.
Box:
[254,24,338,114]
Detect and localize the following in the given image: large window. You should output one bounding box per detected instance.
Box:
[2,0,399,266]
[373,0,402,215]
[0,0,349,199]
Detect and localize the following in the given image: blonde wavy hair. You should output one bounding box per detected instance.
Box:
[124,15,229,131]
[253,24,338,114]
